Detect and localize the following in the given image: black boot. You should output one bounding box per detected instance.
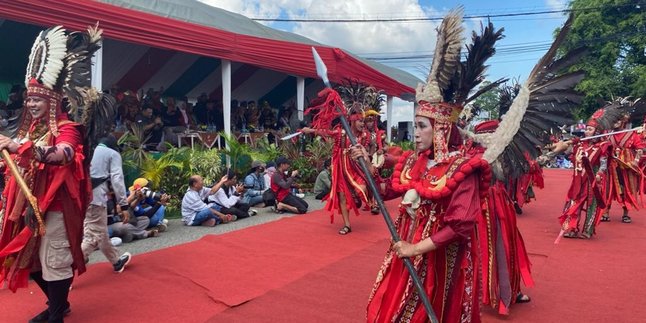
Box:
[28,273,71,323]
[45,278,73,323]
[29,271,50,323]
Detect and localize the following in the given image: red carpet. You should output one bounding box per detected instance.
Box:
[1,169,645,322]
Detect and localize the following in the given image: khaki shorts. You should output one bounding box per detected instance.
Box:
[35,211,74,281]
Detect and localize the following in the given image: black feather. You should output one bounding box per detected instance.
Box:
[453,21,504,105]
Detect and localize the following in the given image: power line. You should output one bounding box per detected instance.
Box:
[250,4,638,23]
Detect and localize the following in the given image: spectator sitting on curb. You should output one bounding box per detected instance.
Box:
[127,178,170,232]
[313,158,332,200]
[209,169,257,219]
[182,175,237,226]
[271,156,308,214]
[242,160,267,207]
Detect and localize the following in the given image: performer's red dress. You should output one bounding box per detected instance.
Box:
[317,128,370,221]
[366,151,491,323]
[559,140,611,237]
[0,120,90,291]
[606,132,644,210]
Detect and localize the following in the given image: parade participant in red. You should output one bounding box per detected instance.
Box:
[364,9,500,322]
[365,98,491,323]
[363,109,387,214]
[552,108,616,239]
[301,82,378,235]
[467,120,533,315]
[601,98,645,223]
[0,25,113,322]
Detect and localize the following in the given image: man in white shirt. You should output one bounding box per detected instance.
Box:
[208,170,256,219]
[181,175,236,226]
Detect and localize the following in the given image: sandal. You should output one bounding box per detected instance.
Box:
[338,226,352,235]
[600,215,610,222]
[563,231,577,239]
[622,215,632,223]
[370,206,380,215]
[516,293,531,304]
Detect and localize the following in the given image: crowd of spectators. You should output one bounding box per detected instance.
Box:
[109,87,304,151]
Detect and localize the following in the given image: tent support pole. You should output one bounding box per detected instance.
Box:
[297,76,305,121]
[222,59,232,167]
[386,95,393,143]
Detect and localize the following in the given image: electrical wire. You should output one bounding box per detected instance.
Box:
[250,3,640,23]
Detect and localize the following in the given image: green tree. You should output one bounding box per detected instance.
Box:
[472,81,502,120]
[560,0,646,116]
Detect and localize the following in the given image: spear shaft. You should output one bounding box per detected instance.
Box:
[311,47,438,323]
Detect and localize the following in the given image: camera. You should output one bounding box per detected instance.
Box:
[140,187,163,201]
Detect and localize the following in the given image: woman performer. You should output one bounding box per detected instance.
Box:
[466,120,534,315]
[601,99,644,223]
[301,91,372,235]
[551,108,615,239]
[360,9,499,322]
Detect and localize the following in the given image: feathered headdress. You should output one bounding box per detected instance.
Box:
[416,8,505,162]
[306,79,385,129]
[476,14,588,179]
[601,97,646,127]
[335,79,384,113]
[20,24,116,161]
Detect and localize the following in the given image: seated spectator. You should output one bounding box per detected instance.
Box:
[181,175,236,226]
[313,159,332,200]
[162,97,186,146]
[243,160,267,206]
[119,94,140,129]
[259,101,277,130]
[127,178,170,232]
[177,98,195,130]
[107,193,159,242]
[135,105,164,150]
[271,156,308,214]
[209,170,256,219]
[264,161,276,189]
[195,98,222,130]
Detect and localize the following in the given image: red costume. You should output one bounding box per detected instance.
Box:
[367,149,491,323]
[558,110,612,239]
[367,89,492,322]
[467,120,534,315]
[605,130,644,211]
[0,25,106,323]
[310,125,370,220]
[305,86,376,222]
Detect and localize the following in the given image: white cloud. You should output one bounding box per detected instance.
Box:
[545,0,568,10]
[199,0,442,69]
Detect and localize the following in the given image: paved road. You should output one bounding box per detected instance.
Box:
[87,196,326,264]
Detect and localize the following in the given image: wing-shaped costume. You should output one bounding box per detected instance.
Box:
[472,14,587,180]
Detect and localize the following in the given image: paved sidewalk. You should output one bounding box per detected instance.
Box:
[87,196,326,264]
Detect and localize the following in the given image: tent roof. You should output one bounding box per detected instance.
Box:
[0,0,420,100]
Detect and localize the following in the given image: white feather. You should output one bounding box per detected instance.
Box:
[25,26,67,90]
[482,85,530,163]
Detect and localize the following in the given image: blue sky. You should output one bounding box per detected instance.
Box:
[201,0,569,122]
